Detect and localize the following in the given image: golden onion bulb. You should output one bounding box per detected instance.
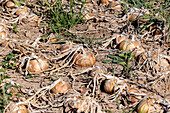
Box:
[27,57,49,74]
[13,104,27,113]
[21,17,27,23]
[159,58,170,69]
[119,39,141,51]
[0,31,7,39]
[137,98,161,113]
[85,0,91,3]
[128,13,149,24]
[104,79,117,94]
[137,18,150,25]
[51,79,71,93]
[126,40,141,50]
[119,39,129,50]
[74,52,96,67]
[137,100,149,113]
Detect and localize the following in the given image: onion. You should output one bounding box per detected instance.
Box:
[104,79,117,93]
[84,13,95,20]
[0,31,7,44]
[74,51,96,67]
[100,0,109,4]
[13,104,27,113]
[50,79,71,93]
[153,57,170,71]
[0,31,7,39]
[6,1,17,8]
[27,57,49,74]
[137,98,161,113]
[119,39,141,51]
[15,7,28,16]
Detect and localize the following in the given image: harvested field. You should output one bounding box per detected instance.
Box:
[0,0,169,113]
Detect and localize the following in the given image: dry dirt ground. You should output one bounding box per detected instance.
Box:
[0,0,169,113]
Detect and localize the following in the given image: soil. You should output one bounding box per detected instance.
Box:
[0,0,169,113]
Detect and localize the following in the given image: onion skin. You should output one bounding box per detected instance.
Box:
[51,80,71,93]
[13,104,27,113]
[27,57,49,74]
[74,52,96,67]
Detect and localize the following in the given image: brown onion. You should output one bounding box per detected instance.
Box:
[74,52,96,67]
[27,57,49,74]
[13,104,27,113]
[51,79,71,93]
[16,7,28,16]
[100,0,109,4]
[104,79,117,93]
[137,98,161,113]
[6,1,17,8]
[119,39,141,51]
